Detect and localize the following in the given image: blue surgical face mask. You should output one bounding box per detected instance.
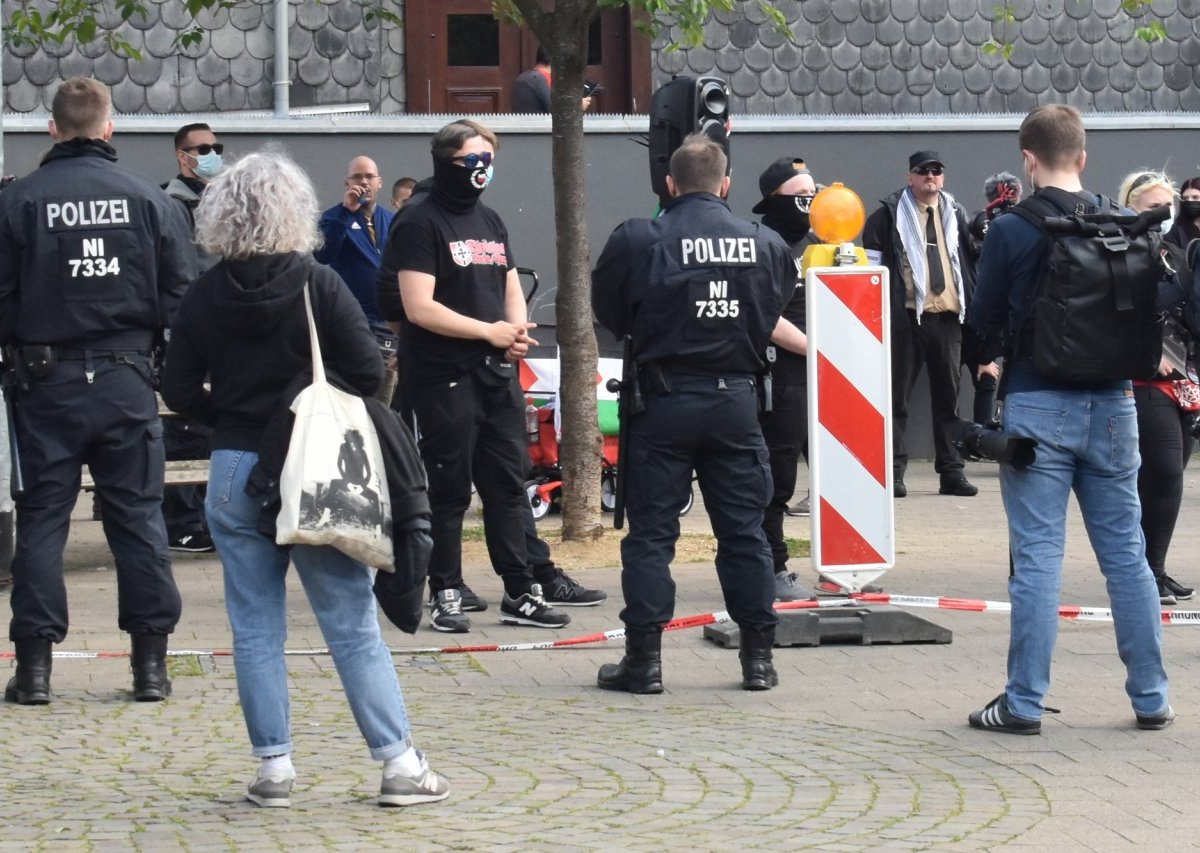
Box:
[193,151,223,180]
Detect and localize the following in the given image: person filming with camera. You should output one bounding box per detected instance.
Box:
[966,105,1172,735]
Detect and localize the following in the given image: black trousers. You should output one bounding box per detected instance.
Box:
[892,310,964,475]
[1134,384,1194,573]
[620,375,776,634]
[410,372,533,595]
[162,416,210,540]
[761,378,808,573]
[10,356,180,642]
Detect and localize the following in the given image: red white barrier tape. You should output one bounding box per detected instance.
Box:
[2,594,1194,661]
[851,592,1200,625]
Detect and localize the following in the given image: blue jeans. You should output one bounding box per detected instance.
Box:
[206,449,412,760]
[999,389,1169,721]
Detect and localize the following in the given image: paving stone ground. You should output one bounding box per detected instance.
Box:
[4,464,1200,851]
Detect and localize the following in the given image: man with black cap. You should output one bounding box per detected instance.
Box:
[752,158,817,601]
[863,150,977,498]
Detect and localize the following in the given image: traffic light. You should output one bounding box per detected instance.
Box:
[648,76,731,205]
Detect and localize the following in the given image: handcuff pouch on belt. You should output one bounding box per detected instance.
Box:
[17,345,56,383]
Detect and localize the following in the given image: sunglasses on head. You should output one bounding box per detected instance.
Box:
[182,143,223,156]
[455,152,493,169]
[912,166,943,177]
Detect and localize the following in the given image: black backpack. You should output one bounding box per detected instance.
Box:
[1010,188,1167,383]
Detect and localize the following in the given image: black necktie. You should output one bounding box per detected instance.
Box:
[926,207,946,296]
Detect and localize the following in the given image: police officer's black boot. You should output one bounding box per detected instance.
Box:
[739,628,779,691]
[4,638,53,705]
[130,634,172,702]
[597,631,664,694]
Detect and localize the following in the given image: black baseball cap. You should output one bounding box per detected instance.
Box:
[752,157,810,214]
[909,150,944,172]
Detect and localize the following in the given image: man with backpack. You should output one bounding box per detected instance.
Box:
[966,104,1172,735]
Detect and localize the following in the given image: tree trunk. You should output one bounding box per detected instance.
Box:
[514,1,604,541]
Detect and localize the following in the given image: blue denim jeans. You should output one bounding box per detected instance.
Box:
[206,449,412,760]
[999,389,1169,721]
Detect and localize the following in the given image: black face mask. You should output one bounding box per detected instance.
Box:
[762,195,812,241]
[432,157,490,212]
[1180,200,1200,220]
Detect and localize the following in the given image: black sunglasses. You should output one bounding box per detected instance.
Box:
[454,152,493,169]
[912,166,943,177]
[182,143,224,156]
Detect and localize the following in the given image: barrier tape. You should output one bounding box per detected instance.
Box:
[1,593,1195,661]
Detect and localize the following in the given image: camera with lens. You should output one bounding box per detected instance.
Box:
[951,418,1037,470]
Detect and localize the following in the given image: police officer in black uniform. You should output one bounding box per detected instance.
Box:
[592,134,796,693]
[0,78,195,704]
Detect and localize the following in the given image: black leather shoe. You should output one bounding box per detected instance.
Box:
[131,634,172,702]
[597,632,664,694]
[739,628,778,691]
[4,638,52,705]
[939,474,978,497]
[893,476,907,498]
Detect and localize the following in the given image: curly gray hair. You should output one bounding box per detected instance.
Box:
[194,150,321,259]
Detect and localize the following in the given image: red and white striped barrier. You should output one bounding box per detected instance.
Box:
[853,591,1200,625]
[5,593,1197,661]
[807,265,894,592]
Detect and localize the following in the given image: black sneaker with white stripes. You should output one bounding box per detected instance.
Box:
[968,693,1041,735]
[499,584,571,628]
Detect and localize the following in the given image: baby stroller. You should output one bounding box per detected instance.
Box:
[524,393,695,520]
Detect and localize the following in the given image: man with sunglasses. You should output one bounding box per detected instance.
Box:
[751,157,817,601]
[864,150,977,499]
[160,124,224,557]
[165,124,223,231]
[385,119,572,633]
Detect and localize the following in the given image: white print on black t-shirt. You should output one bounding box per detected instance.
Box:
[448,239,508,268]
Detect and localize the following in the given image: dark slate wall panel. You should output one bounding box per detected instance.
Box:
[650,0,1200,114]
[4,0,403,114]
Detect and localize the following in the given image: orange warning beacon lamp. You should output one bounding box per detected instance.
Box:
[801,182,869,275]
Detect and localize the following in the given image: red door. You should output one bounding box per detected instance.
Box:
[405,4,648,114]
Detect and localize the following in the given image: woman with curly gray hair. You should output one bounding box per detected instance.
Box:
[161,151,449,809]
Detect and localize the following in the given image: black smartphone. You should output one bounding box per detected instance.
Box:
[583,80,603,97]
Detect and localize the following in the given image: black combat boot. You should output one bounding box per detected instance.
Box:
[131,634,172,702]
[597,631,664,694]
[4,638,53,705]
[739,628,778,691]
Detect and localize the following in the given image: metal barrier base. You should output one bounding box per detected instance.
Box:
[703,606,953,648]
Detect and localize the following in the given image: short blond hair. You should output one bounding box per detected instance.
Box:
[51,77,111,139]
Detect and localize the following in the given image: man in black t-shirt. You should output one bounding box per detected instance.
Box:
[384,119,570,633]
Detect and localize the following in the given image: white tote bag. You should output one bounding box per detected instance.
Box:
[276,285,394,569]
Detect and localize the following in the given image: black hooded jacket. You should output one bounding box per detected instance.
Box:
[162,252,382,451]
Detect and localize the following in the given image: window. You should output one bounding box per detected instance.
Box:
[448,15,500,66]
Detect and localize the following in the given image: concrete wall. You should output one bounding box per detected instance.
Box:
[6,113,1199,459]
